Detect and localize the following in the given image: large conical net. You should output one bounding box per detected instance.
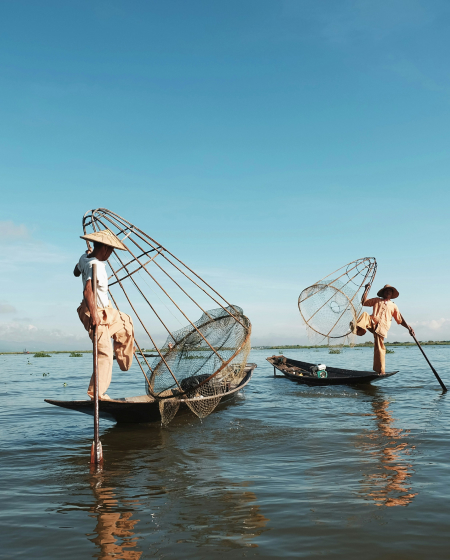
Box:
[151,306,251,421]
[298,257,377,345]
[82,209,252,425]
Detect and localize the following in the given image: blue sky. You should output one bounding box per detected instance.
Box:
[1,0,450,350]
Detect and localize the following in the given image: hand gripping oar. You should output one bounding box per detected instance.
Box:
[90,263,104,465]
[406,324,447,392]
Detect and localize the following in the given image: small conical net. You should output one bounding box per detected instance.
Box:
[298,257,377,345]
[82,208,252,425]
[158,398,180,427]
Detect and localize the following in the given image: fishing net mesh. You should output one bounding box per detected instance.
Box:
[148,305,251,425]
[298,258,377,346]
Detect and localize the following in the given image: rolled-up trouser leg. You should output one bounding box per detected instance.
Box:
[373,334,386,373]
[355,312,374,336]
[108,311,134,371]
[87,325,114,397]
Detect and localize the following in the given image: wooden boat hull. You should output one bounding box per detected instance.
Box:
[45,364,256,423]
[266,356,397,386]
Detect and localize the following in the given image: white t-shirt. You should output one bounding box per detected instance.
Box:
[78,252,110,308]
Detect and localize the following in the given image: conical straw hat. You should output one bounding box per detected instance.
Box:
[377,284,399,299]
[80,229,127,251]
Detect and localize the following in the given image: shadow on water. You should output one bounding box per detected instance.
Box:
[60,419,269,558]
[355,384,417,507]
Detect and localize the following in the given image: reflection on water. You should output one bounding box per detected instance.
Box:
[89,474,142,560]
[182,483,269,549]
[3,348,450,559]
[79,422,269,558]
[359,390,417,507]
[222,485,269,547]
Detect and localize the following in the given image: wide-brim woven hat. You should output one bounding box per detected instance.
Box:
[80,229,127,251]
[377,284,399,299]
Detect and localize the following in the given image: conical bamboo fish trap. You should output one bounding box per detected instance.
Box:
[82,208,252,424]
[298,257,377,345]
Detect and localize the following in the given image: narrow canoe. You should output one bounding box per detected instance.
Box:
[266,356,397,386]
[45,363,257,423]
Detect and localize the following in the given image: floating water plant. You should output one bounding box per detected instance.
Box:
[69,352,83,357]
[34,352,51,358]
[329,348,341,354]
[386,349,395,354]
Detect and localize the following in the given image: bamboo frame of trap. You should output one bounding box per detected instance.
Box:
[82,208,251,400]
[298,257,377,340]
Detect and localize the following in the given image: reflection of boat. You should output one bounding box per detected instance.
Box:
[45,363,256,423]
[266,355,397,386]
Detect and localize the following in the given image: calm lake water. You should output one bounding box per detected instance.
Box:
[1,346,450,559]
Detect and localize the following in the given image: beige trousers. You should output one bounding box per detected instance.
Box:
[77,301,134,398]
[356,311,386,374]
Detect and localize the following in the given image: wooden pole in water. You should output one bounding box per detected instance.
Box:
[407,328,447,393]
[90,263,104,464]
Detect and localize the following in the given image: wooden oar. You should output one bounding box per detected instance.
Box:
[90,263,104,465]
[407,327,447,392]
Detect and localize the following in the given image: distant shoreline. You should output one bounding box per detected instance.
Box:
[0,350,94,355]
[255,341,450,349]
[1,340,450,355]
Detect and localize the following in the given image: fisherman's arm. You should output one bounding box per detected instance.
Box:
[361,283,372,305]
[399,316,415,337]
[394,307,415,337]
[358,282,377,309]
[73,264,81,277]
[83,280,101,327]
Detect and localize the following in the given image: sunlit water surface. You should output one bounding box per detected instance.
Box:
[1,347,449,559]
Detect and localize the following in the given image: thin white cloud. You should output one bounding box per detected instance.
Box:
[0,304,17,313]
[0,221,29,241]
[0,219,67,272]
[0,234,68,272]
[385,58,445,92]
[197,266,299,292]
[411,318,450,331]
[281,0,436,43]
[0,321,87,351]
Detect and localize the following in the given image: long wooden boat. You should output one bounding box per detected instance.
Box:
[266,356,397,386]
[45,363,256,423]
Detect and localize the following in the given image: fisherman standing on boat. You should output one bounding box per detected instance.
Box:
[74,230,134,400]
[353,284,415,375]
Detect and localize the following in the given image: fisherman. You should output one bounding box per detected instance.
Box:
[353,284,415,375]
[73,229,134,400]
